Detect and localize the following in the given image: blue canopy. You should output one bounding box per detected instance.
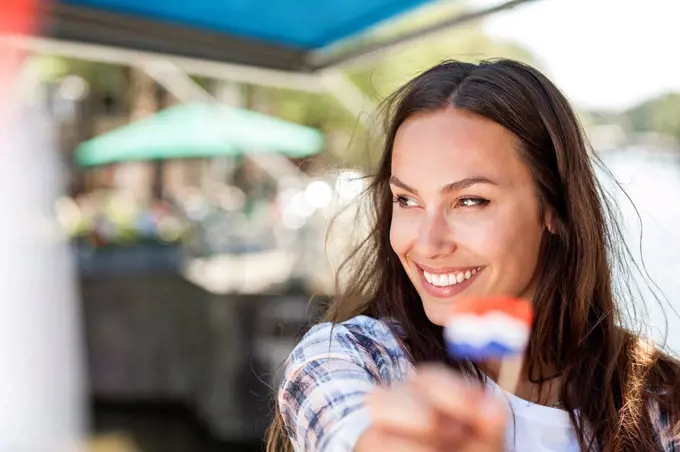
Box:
[47,0,434,71]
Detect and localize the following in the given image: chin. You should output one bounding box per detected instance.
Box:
[419,298,451,327]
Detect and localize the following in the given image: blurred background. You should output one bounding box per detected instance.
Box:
[0,0,679,450]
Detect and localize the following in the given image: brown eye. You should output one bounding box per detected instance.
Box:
[456,197,489,208]
[393,195,419,208]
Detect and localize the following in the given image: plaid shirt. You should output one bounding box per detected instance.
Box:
[278,315,678,452]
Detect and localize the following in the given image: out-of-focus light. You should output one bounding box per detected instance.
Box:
[279,189,313,229]
[58,75,89,101]
[290,191,315,218]
[281,209,306,229]
[107,193,136,222]
[184,194,209,221]
[54,196,82,234]
[304,180,332,209]
[276,188,299,211]
[157,217,183,242]
[335,170,365,200]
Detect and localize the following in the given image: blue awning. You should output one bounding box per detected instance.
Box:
[46,0,435,72]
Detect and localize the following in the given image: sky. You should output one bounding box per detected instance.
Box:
[471,0,680,111]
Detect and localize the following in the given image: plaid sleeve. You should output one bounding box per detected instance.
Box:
[278,315,410,452]
[648,401,679,451]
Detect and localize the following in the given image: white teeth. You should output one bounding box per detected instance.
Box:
[422,268,481,287]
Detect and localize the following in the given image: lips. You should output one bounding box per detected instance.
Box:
[415,264,484,298]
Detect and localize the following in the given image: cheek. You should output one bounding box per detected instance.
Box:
[498,204,545,265]
[495,219,544,288]
[455,206,544,270]
[389,212,416,258]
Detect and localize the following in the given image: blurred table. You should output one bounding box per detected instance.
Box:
[80,271,324,442]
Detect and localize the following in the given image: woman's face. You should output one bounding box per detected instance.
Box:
[389,108,549,326]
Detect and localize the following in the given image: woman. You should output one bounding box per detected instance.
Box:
[266,59,680,451]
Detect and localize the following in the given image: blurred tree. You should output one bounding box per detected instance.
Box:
[345,2,537,99]
[624,93,680,144]
[585,92,680,148]
[36,57,131,194]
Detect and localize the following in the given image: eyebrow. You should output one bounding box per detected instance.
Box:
[389,176,498,195]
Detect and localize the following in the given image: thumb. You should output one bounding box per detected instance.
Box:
[472,395,508,451]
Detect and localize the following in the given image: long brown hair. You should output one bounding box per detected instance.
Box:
[266,59,680,451]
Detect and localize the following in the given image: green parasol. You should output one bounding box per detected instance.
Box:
[75,102,324,166]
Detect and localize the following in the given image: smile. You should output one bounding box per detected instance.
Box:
[423,267,481,287]
[415,265,484,298]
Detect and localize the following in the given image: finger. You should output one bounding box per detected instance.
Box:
[366,385,469,447]
[472,400,507,452]
[436,414,469,442]
[410,364,490,421]
[381,432,442,452]
[411,364,508,437]
[380,410,470,446]
[357,426,443,452]
[365,385,438,437]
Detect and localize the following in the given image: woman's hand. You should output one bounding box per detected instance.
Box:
[356,364,507,452]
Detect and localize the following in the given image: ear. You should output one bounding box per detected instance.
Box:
[544,209,557,235]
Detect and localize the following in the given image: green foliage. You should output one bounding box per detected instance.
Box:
[625,93,680,143]
[37,55,128,93]
[586,93,680,146]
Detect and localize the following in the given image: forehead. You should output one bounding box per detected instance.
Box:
[391,108,529,189]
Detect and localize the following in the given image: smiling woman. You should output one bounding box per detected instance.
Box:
[266,59,680,452]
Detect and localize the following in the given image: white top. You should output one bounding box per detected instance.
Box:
[485,378,581,452]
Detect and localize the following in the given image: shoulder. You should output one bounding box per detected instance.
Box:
[641,344,680,450]
[285,315,411,384]
[278,316,412,451]
[649,400,679,451]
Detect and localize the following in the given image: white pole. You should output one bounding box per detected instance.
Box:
[319,69,378,127]
[0,34,324,93]
[0,58,86,452]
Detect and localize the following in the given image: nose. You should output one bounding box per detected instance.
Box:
[415,210,456,258]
